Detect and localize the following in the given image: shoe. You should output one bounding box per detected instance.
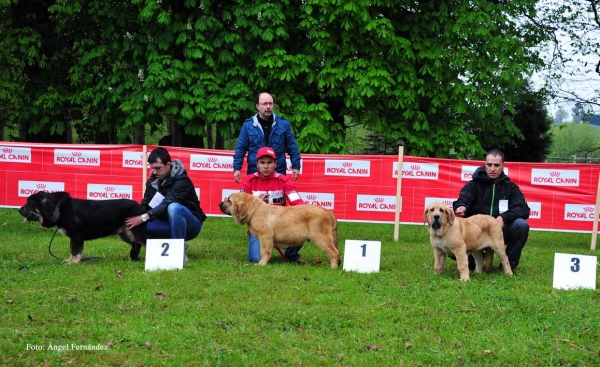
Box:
[184,244,188,264]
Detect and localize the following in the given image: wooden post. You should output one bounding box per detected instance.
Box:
[142,145,148,196]
[591,170,600,250]
[393,146,404,242]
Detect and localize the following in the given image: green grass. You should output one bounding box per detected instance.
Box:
[1,208,599,366]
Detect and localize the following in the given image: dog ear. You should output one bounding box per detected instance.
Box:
[234,200,248,223]
[39,194,57,221]
[53,192,70,210]
[423,206,430,224]
[447,207,455,225]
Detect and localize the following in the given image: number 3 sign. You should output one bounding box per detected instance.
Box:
[553,253,597,290]
[145,239,186,271]
[342,240,381,273]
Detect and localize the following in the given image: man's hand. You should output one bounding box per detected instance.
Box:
[125,215,144,230]
[496,215,505,228]
[259,193,270,203]
[234,170,241,183]
[455,206,466,217]
[292,169,300,181]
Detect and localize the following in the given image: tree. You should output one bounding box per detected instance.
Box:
[499,82,553,162]
[533,1,600,113]
[572,103,584,124]
[548,123,600,161]
[1,0,550,157]
[554,108,568,124]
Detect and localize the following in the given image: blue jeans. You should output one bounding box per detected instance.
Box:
[248,234,302,263]
[146,203,202,241]
[503,218,529,270]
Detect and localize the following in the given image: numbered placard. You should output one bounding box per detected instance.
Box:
[553,253,597,290]
[343,240,381,273]
[145,239,186,271]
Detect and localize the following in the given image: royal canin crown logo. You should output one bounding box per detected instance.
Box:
[550,171,560,177]
[584,207,594,212]
[2,148,12,153]
[374,197,384,203]
[411,164,420,170]
[36,183,46,189]
[208,157,217,162]
[306,194,317,200]
[342,162,352,167]
[105,187,115,192]
[72,151,82,156]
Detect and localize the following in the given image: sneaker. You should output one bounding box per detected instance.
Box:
[184,244,189,264]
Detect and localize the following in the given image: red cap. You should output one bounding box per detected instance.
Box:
[256,147,276,160]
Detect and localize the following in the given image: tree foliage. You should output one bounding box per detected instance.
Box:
[533,1,600,113]
[549,123,600,161]
[477,81,553,162]
[0,0,548,157]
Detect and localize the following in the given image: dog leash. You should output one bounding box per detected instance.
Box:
[47,228,63,261]
[274,245,288,262]
[47,228,102,262]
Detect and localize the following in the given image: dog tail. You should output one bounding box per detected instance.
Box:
[328,210,338,250]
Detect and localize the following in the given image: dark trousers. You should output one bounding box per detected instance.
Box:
[503,218,530,270]
[462,218,529,271]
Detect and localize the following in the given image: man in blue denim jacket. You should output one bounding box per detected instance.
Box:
[233,92,303,263]
[233,92,301,184]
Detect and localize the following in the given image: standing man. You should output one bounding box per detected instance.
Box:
[453,148,530,271]
[233,92,301,184]
[241,147,306,264]
[126,147,206,258]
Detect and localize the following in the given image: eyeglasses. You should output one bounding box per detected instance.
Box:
[258,102,273,106]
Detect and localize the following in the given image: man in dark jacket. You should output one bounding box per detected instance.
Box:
[126,147,206,244]
[453,148,530,271]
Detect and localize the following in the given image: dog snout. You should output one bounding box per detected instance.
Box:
[433,214,441,221]
[218,201,231,215]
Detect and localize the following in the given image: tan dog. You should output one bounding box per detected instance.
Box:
[423,201,513,281]
[219,192,340,268]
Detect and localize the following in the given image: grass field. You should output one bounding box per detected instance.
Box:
[1,207,599,366]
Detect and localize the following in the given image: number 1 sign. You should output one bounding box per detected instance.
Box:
[145,239,186,271]
[553,253,597,290]
[343,240,381,273]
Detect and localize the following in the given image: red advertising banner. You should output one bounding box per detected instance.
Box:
[1,142,599,232]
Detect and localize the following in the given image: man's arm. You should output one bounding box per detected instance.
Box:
[233,121,250,180]
[452,181,475,215]
[500,183,530,222]
[282,119,301,172]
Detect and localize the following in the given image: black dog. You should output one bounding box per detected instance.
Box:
[18,191,147,263]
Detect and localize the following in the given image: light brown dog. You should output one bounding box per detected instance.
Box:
[423,201,513,282]
[219,192,340,268]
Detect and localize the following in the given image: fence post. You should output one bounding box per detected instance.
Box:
[393,146,404,242]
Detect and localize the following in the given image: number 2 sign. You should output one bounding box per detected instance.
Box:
[145,239,186,271]
[342,240,381,273]
[553,253,597,290]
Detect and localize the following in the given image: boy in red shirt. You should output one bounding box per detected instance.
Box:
[241,146,305,263]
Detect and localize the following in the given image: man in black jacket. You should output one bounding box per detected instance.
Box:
[126,147,206,244]
[453,148,530,271]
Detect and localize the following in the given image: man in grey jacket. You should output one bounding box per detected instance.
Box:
[126,147,206,242]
